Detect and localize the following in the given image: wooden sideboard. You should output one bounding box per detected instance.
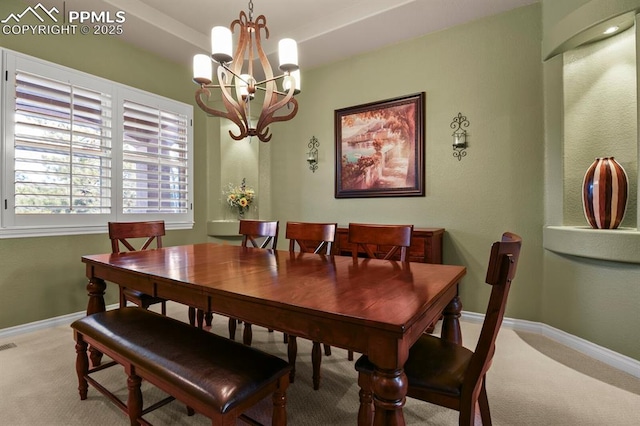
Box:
[333,227,445,264]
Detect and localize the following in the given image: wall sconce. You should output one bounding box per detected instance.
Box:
[307,136,319,172]
[450,112,469,161]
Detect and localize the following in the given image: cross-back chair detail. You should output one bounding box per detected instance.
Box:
[345,223,413,360]
[285,222,338,390]
[228,220,280,346]
[348,223,414,261]
[355,232,522,426]
[108,221,167,315]
[286,221,337,255]
[240,219,279,249]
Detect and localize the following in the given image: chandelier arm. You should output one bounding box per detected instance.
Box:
[194,86,238,124]
[195,88,248,140]
[253,73,287,87]
[262,98,299,126]
[253,98,298,143]
[256,83,297,132]
[216,67,252,140]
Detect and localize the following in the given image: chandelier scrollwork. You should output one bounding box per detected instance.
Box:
[192,1,299,142]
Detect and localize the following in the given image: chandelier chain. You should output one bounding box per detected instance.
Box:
[248,0,254,21]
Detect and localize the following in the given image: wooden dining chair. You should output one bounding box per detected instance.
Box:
[285,221,337,390]
[108,221,167,315]
[229,220,280,346]
[345,222,413,359]
[348,222,413,261]
[355,232,523,426]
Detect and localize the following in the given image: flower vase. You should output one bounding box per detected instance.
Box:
[582,157,628,229]
[237,209,245,220]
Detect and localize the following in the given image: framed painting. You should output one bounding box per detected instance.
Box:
[334,92,425,198]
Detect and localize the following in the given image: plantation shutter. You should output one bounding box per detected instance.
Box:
[122,100,189,214]
[13,71,112,215]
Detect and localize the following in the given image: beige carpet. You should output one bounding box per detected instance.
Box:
[1,302,639,425]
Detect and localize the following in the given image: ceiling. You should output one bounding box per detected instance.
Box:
[40,0,538,69]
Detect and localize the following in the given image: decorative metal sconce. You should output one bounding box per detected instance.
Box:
[450,112,469,161]
[307,136,319,172]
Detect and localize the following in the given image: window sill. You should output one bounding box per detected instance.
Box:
[543,226,640,264]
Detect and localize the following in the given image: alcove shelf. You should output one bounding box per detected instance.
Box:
[543,226,640,264]
[207,220,241,237]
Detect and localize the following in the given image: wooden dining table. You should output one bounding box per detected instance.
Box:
[81,243,466,426]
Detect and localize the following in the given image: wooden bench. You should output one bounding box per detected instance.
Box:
[71,307,291,425]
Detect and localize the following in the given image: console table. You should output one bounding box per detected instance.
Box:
[334,227,445,264]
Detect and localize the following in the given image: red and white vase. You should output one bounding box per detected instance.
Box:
[582,157,628,229]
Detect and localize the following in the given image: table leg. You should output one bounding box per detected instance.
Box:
[370,367,407,426]
[86,277,106,367]
[440,295,462,345]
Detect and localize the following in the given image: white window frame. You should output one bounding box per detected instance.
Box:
[1,49,194,238]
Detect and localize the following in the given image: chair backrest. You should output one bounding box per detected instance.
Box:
[108,221,165,253]
[286,222,337,255]
[465,232,522,394]
[239,220,279,249]
[347,223,413,261]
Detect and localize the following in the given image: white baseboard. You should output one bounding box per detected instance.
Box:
[462,311,640,378]
[1,308,638,378]
[0,304,120,340]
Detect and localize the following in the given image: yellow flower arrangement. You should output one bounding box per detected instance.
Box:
[224,178,255,218]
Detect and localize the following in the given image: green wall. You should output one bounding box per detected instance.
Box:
[2,0,639,362]
[269,6,545,322]
[0,0,209,327]
[541,0,640,361]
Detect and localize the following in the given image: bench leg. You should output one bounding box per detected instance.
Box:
[287,336,297,383]
[74,334,89,400]
[357,370,374,426]
[272,375,290,426]
[126,368,143,426]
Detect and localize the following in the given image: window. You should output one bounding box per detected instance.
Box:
[1,49,193,238]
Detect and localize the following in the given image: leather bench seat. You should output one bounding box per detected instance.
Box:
[72,307,291,425]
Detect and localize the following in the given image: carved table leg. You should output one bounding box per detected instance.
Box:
[371,367,407,426]
[440,295,462,345]
[86,277,106,367]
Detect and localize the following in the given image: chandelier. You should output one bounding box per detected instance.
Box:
[192,0,300,142]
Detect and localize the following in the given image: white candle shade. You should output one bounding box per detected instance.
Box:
[282,69,301,94]
[193,54,212,84]
[278,38,298,72]
[211,26,233,63]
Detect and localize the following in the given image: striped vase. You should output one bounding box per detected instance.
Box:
[582,157,628,229]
